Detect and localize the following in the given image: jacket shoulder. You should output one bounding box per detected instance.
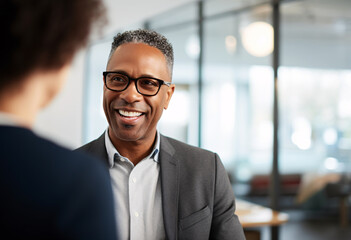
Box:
[75,132,108,165]
[77,139,99,153]
[76,132,104,153]
[161,135,215,158]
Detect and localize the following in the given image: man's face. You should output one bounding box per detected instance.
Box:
[103,43,174,145]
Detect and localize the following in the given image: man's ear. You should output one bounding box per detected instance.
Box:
[164,84,175,110]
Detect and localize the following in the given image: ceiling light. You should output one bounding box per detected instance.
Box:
[241,21,274,57]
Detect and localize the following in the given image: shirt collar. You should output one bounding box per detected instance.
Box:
[105,129,160,168]
[0,112,21,127]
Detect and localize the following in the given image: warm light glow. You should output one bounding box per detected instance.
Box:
[241,21,274,57]
[225,35,237,54]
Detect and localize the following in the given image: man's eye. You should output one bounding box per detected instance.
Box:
[140,79,158,87]
[111,76,126,82]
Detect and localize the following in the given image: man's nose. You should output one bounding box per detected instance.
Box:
[119,80,142,102]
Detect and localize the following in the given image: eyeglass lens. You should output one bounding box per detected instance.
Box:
[105,73,161,95]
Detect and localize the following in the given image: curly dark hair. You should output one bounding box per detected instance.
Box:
[0,0,105,89]
[108,29,174,77]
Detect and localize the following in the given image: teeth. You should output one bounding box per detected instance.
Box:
[119,110,142,117]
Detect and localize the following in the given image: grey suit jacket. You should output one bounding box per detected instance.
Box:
[77,133,245,240]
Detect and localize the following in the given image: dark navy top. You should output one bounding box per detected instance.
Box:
[0,126,117,240]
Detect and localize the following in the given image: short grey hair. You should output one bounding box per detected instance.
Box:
[107,29,174,77]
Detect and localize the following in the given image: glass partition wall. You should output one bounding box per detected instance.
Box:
[147,0,278,206]
[278,0,351,215]
[84,0,351,226]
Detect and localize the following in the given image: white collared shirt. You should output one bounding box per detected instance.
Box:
[105,130,165,240]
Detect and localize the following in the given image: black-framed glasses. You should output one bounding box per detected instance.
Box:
[103,71,171,96]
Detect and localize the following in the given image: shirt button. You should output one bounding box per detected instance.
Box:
[134,212,139,217]
[132,178,137,183]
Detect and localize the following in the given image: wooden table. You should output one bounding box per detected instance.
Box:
[236,199,289,227]
[236,199,289,240]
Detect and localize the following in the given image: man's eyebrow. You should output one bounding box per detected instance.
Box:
[106,70,160,79]
[106,69,128,75]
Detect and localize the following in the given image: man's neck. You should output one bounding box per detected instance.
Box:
[109,132,157,165]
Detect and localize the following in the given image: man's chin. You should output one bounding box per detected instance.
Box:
[114,130,143,142]
[110,124,154,143]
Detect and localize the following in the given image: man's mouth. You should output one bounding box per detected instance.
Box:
[118,109,143,117]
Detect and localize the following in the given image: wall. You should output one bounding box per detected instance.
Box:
[34,52,86,149]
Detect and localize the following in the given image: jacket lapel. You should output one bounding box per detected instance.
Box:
[159,135,179,240]
[89,132,110,167]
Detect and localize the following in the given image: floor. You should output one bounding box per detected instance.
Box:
[250,210,351,240]
[240,190,351,240]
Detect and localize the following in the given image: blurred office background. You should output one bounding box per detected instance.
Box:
[35,0,351,239]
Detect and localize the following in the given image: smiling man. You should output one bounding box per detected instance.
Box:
[78,29,245,240]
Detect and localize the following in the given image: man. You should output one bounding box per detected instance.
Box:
[78,29,245,240]
[0,1,117,239]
